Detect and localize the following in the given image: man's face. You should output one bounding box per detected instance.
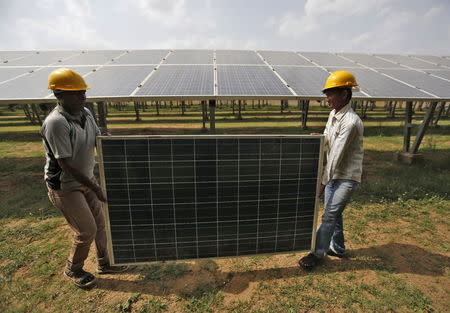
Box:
[56,90,86,114]
[324,88,349,111]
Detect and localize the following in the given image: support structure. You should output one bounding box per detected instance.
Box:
[208,99,216,133]
[97,101,108,134]
[299,99,309,130]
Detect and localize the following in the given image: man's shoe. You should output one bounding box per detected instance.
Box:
[327,249,347,258]
[64,269,97,288]
[97,263,129,275]
[298,253,321,270]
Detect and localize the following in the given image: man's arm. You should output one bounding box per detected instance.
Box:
[57,158,107,202]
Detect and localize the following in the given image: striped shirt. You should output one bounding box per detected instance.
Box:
[322,103,364,185]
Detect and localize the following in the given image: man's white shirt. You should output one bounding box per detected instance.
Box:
[321,103,364,185]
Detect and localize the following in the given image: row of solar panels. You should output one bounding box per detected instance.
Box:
[1,50,450,101]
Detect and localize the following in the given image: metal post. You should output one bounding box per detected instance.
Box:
[410,101,438,154]
[208,99,216,133]
[431,101,445,127]
[403,101,413,153]
[181,100,185,115]
[155,101,160,116]
[134,101,141,121]
[31,103,42,125]
[237,100,242,120]
[300,100,309,130]
[97,101,108,134]
[201,100,207,132]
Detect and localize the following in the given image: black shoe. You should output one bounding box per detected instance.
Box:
[298,253,321,270]
[64,269,97,288]
[327,249,347,258]
[97,263,129,275]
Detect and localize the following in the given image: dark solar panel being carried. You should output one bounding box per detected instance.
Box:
[337,53,402,69]
[85,66,154,97]
[274,66,328,96]
[326,67,430,98]
[379,69,450,98]
[99,135,322,264]
[0,66,94,100]
[299,52,361,67]
[164,50,213,64]
[258,51,314,66]
[217,65,292,95]
[135,65,214,96]
[111,50,169,65]
[215,50,264,64]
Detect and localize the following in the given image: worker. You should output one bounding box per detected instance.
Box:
[41,68,128,288]
[299,70,364,269]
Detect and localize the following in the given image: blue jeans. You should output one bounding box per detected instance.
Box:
[314,179,359,257]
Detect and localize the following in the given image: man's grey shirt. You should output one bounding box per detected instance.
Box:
[40,105,100,190]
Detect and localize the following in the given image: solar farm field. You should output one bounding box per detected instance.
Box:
[0,102,449,313]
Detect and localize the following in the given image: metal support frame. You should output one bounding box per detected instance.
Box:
[208,99,216,133]
[97,101,108,134]
[201,100,207,132]
[133,101,141,121]
[431,101,445,127]
[299,99,309,130]
[410,101,438,154]
[237,100,242,120]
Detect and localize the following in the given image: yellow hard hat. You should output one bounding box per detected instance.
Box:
[322,70,358,92]
[48,68,89,90]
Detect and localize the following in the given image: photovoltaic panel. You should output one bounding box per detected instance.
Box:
[110,50,169,65]
[376,54,442,69]
[426,70,450,81]
[412,55,450,68]
[217,65,292,95]
[164,50,213,64]
[85,66,154,97]
[338,53,402,69]
[0,51,33,62]
[379,69,450,98]
[0,67,38,84]
[0,66,94,100]
[326,67,430,99]
[59,50,126,65]
[258,51,314,66]
[99,135,322,264]
[299,52,362,67]
[0,51,79,66]
[274,66,329,96]
[215,50,264,64]
[135,65,214,96]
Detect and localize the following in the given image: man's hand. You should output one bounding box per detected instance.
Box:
[93,184,107,202]
[318,184,326,198]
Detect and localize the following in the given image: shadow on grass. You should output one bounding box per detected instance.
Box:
[94,242,449,296]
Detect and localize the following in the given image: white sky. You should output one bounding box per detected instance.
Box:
[1,0,449,55]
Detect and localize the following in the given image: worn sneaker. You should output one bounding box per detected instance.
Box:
[97,263,129,275]
[327,249,348,258]
[63,269,97,288]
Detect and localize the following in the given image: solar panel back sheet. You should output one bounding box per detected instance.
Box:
[98,135,323,265]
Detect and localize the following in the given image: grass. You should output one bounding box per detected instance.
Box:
[0,103,449,312]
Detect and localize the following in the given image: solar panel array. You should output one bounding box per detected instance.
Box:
[99,135,322,264]
[1,49,450,101]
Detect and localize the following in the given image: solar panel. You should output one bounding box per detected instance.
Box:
[0,67,38,84]
[274,66,329,96]
[412,55,450,68]
[258,51,314,66]
[379,69,450,98]
[299,52,361,67]
[338,53,402,69]
[135,65,214,96]
[217,65,292,95]
[164,50,213,64]
[326,67,430,98]
[376,54,442,69]
[59,50,125,65]
[426,70,450,81]
[110,50,169,65]
[0,66,94,100]
[0,51,33,62]
[85,66,154,97]
[0,51,79,66]
[99,135,322,264]
[215,50,264,64]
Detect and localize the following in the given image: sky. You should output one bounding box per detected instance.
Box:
[1,0,449,55]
